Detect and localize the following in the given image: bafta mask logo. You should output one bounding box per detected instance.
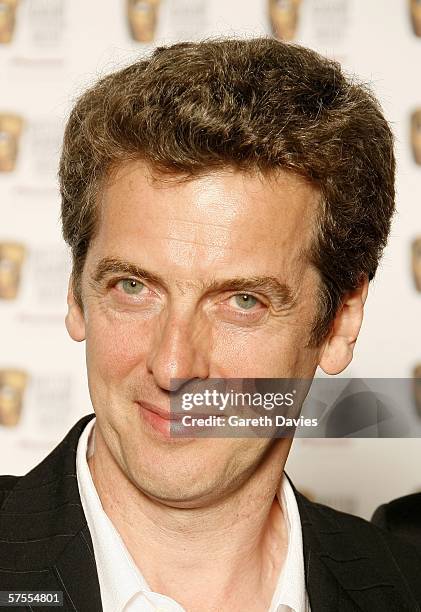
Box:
[268,0,302,41]
[0,369,28,427]
[0,0,19,44]
[0,242,26,300]
[410,0,421,37]
[411,108,421,165]
[127,0,160,43]
[0,113,24,172]
[413,364,421,418]
[412,237,421,292]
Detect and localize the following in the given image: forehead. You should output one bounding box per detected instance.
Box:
[91,161,320,281]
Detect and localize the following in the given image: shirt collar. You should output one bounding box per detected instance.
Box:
[271,475,308,611]
[77,417,308,612]
[76,417,148,612]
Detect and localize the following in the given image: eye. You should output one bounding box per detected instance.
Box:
[116,278,146,295]
[228,294,261,311]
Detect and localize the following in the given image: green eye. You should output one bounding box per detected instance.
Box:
[232,294,258,310]
[119,279,145,295]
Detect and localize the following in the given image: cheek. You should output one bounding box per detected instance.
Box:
[210,292,319,378]
[85,311,151,382]
[212,324,312,378]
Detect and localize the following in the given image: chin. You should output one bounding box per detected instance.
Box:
[132,475,217,508]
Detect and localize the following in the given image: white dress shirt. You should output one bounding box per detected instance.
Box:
[76,417,310,612]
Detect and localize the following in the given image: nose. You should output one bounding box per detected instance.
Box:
[146,312,210,391]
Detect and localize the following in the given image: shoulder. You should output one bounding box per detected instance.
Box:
[372,492,421,527]
[372,493,421,550]
[299,493,396,541]
[301,491,421,550]
[0,416,94,577]
[0,414,94,511]
[297,492,421,604]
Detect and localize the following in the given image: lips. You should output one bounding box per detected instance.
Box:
[136,401,187,439]
[136,400,219,439]
[136,400,185,421]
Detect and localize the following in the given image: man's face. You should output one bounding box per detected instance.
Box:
[71,161,325,507]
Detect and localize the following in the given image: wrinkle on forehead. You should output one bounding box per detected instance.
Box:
[95,159,321,279]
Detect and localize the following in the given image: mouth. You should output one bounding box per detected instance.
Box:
[135,400,217,439]
[136,400,185,421]
[135,400,193,440]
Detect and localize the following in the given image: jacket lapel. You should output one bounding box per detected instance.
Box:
[0,414,102,612]
[3,418,419,612]
[51,524,102,612]
[293,484,419,612]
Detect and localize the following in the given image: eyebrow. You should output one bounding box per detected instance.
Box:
[91,257,296,310]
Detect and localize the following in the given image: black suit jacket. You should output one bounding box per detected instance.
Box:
[1,414,421,612]
[372,493,421,553]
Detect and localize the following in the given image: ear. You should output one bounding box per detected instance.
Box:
[65,275,86,342]
[318,275,369,375]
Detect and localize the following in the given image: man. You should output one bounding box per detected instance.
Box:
[1,37,420,612]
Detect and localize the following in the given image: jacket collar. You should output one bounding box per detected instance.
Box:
[1,415,418,612]
[291,478,418,611]
[0,413,101,611]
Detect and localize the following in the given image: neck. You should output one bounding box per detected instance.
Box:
[89,424,292,610]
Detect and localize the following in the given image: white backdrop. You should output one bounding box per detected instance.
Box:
[0,0,420,520]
